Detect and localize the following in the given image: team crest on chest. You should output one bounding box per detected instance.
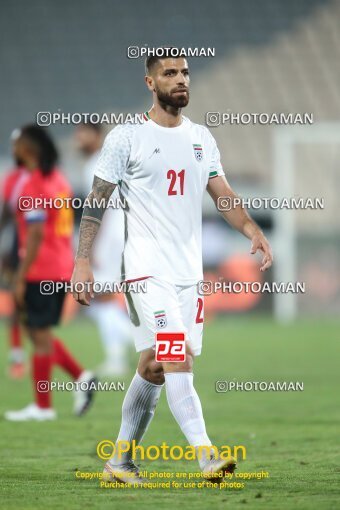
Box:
[154,310,167,329]
[193,144,203,162]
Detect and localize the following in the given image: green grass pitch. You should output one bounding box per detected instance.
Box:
[0,316,339,509]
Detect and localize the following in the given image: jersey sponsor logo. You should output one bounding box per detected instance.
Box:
[193,144,203,161]
[155,332,186,362]
[154,309,167,329]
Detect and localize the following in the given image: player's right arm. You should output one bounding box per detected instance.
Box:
[71,175,116,305]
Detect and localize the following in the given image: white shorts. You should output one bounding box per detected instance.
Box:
[124,277,204,356]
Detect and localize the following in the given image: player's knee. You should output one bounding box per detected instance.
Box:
[163,351,194,373]
[138,359,165,385]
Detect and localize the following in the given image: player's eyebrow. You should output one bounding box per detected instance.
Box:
[163,67,189,74]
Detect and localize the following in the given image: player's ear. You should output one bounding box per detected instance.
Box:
[145,75,155,92]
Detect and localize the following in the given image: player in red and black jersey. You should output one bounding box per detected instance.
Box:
[5,125,96,421]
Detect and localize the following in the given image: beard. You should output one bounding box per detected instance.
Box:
[156,87,189,108]
[14,156,25,166]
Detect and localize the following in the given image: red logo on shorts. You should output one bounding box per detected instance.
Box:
[155,332,186,362]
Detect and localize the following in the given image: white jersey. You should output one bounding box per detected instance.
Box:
[93,114,224,285]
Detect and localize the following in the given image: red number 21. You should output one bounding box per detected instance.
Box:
[167,169,185,195]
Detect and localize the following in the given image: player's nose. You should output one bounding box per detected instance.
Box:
[177,73,187,84]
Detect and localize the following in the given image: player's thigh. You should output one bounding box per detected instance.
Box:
[124,277,187,353]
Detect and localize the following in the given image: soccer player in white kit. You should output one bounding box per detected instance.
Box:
[71,53,273,484]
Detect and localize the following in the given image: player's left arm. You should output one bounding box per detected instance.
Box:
[15,221,44,306]
[207,175,273,272]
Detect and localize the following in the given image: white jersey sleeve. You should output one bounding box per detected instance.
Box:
[205,128,225,179]
[93,124,133,184]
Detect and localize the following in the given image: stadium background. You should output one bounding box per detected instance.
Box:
[0,1,339,509]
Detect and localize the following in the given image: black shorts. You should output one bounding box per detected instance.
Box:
[22,282,66,328]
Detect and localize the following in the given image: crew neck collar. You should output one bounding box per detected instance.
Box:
[143,111,186,131]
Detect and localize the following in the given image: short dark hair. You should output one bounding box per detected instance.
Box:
[20,124,58,175]
[145,46,182,74]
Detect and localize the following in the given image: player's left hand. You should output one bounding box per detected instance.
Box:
[14,275,26,308]
[250,232,273,272]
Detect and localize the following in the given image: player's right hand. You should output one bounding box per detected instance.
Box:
[71,258,94,306]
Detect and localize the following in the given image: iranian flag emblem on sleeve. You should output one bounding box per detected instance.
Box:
[154,310,167,329]
[193,144,203,161]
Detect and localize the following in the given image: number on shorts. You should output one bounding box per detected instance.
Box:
[196,297,204,323]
